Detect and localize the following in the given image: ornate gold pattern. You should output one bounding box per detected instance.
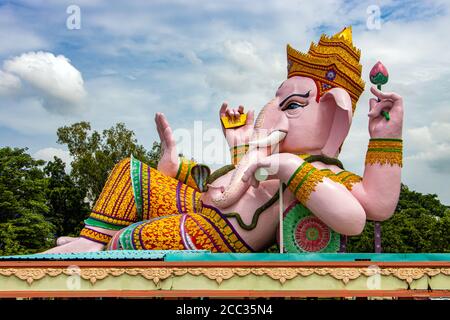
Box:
[79,228,113,245]
[365,139,403,167]
[176,157,199,190]
[287,162,326,205]
[2,267,447,286]
[85,158,137,229]
[230,145,249,166]
[286,26,365,113]
[334,170,363,191]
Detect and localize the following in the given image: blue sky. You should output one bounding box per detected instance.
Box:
[1,0,450,204]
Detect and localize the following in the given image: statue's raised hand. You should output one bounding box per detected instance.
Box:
[368,86,404,139]
[155,113,179,177]
[219,102,255,147]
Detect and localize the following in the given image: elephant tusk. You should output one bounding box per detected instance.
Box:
[249,130,287,148]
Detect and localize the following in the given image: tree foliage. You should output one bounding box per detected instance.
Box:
[347,185,450,253]
[44,157,90,237]
[0,147,55,255]
[56,122,155,203]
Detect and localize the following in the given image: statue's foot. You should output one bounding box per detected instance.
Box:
[56,236,79,246]
[42,238,105,254]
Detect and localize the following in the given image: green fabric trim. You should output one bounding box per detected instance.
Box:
[287,162,307,187]
[340,173,356,182]
[84,218,124,231]
[370,138,402,142]
[367,148,402,152]
[184,160,192,184]
[130,156,143,221]
[230,144,249,150]
[119,224,135,250]
[293,168,316,195]
[175,158,183,180]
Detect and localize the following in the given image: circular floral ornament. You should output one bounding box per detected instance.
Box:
[325,69,337,81]
[283,203,340,253]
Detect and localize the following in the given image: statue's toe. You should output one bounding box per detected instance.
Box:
[56,236,79,246]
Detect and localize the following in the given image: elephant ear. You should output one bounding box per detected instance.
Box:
[319,88,353,158]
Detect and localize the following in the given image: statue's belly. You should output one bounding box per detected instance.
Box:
[201,170,287,251]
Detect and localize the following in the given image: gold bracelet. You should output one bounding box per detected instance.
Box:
[80,227,112,245]
[365,138,403,167]
[175,157,198,187]
[287,162,325,205]
[230,144,249,165]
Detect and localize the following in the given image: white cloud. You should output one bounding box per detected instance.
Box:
[0,70,21,95]
[406,122,450,173]
[33,147,73,167]
[3,51,86,114]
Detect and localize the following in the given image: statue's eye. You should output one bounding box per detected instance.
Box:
[285,102,306,110]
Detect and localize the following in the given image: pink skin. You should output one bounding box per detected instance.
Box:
[351,87,403,220]
[206,76,354,209]
[43,226,114,253]
[45,76,403,253]
[219,102,255,148]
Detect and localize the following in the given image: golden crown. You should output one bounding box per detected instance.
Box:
[287,26,365,113]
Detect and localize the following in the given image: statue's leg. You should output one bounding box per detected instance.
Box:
[56,236,78,246]
[132,158,201,220]
[44,158,139,253]
[107,210,253,253]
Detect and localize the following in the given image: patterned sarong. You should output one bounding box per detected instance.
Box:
[82,156,252,252]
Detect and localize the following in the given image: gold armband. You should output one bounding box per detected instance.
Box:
[335,170,362,190]
[175,157,199,190]
[365,138,403,167]
[80,227,112,245]
[287,162,326,205]
[230,144,249,166]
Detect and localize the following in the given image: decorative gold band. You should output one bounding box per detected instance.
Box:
[335,170,363,190]
[365,138,403,167]
[230,144,249,165]
[175,157,198,189]
[287,162,326,205]
[80,228,112,245]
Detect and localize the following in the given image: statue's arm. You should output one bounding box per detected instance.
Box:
[242,153,367,236]
[349,143,402,221]
[219,102,255,165]
[349,87,404,221]
[155,112,179,178]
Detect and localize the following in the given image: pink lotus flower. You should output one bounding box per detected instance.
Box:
[370,61,389,86]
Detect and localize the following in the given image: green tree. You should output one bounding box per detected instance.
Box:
[0,147,55,255]
[347,184,450,253]
[44,156,90,237]
[56,122,155,202]
[148,141,162,168]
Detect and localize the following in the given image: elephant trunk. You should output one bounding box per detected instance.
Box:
[208,130,286,209]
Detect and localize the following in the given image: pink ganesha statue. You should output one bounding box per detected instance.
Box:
[46,27,404,254]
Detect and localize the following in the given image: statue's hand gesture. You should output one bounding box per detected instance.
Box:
[368,86,404,139]
[219,102,255,148]
[155,113,179,177]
